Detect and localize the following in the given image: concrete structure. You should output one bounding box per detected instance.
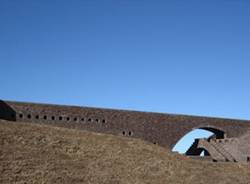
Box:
[1,100,250,163]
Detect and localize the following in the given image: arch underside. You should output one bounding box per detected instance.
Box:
[200,127,225,139]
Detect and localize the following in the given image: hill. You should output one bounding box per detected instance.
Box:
[0,120,250,184]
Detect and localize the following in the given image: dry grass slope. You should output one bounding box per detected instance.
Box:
[0,120,250,184]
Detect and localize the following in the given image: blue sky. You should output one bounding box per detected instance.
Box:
[1,0,250,153]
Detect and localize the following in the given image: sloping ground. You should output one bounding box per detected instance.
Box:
[0,120,250,184]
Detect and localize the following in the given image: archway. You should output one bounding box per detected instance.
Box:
[172,127,225,155]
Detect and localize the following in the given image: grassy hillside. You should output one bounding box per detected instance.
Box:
[0,120,250,184]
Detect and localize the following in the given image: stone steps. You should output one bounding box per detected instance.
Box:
[199,139,225,161]
[199,139,236,162]
[209,141,236,162]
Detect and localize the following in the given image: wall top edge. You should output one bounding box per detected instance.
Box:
[2,99,250,123]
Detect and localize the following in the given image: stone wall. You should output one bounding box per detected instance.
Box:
[1,100,250,150]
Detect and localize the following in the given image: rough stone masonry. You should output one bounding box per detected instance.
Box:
[1,100,250,163]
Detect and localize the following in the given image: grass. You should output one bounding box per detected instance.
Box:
[0,120,250,184]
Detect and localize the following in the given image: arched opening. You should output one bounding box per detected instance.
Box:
[172,127,225,156]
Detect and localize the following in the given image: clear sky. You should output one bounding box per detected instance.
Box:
[1,0,250,153]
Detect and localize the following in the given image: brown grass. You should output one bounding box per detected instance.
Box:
[0,120,250,184]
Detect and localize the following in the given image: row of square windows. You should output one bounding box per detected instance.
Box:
[14,113,156,143]
[18,113,106,123]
